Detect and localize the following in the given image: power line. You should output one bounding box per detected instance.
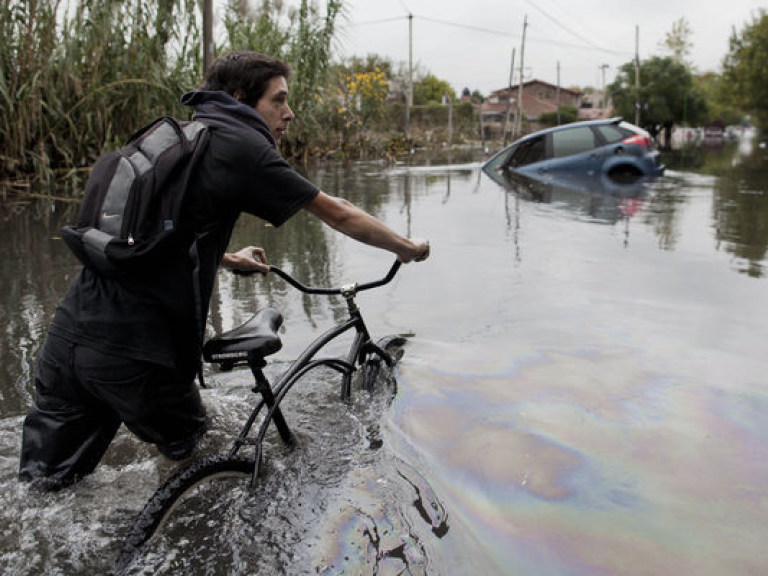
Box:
[355,16,410,26]
[525,0,608,52]
[415,15,628,56]
[416,15,518,39]
[538,0,605,43]
[351,14,628,57]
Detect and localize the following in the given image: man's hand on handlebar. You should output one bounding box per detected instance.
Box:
[398,238,430,264]
[221,246,269,275]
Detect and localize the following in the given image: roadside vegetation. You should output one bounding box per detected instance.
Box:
[2,2,767,190]
[1,0,200,188]
[0,0,345,188]
[607,13,767,148]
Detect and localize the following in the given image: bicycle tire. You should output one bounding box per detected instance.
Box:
[114,454,254,574]
[364,335,407,391]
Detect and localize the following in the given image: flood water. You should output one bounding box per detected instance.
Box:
[2,132,768,574]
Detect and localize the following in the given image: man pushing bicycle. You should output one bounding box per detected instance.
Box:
[19,51,430,491]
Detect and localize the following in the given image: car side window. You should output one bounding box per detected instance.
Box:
[551,127,596,158]
[596,125,629,144]
[508,136,547,168]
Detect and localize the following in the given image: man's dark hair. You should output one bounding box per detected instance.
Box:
[202,51,291,106]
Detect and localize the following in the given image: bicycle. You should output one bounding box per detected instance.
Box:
[114,259,408,572]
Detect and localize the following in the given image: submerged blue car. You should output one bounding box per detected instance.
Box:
[483,117,665,180]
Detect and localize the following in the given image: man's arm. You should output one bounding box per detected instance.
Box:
[221,190,429,273]
[304,191,430,263]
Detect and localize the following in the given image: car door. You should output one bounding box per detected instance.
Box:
[542,125,604,175]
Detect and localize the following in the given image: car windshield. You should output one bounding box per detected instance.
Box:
[508,135,546,167]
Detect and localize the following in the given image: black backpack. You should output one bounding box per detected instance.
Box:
[61,116,210,276]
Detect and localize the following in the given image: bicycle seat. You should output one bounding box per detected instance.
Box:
[203,307,283,364]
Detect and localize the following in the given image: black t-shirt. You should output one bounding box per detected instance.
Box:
[50,92,319,369]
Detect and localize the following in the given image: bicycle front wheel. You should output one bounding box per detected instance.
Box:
[364,335,407,391]
[115,454,255,573]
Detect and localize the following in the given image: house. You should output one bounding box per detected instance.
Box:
[480,80,582,137]
[576,90,612,120]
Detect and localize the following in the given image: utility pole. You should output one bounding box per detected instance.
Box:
[203,0,214,73]
[634,25,640,126]
[405,13,413,140]
[599,63,609,109]
[556,61,561,125]
[514,15,528,139]
[502,47,515,145]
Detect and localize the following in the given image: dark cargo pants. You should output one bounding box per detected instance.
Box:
[19,333,207,490]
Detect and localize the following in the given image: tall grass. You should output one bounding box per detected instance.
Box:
[1,0,343,188]
[1,0,201,187]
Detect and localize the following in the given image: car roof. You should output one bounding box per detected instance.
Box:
[517,117,624,140]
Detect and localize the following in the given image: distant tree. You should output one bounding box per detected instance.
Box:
[538,105,579,126]
[659,17,694,67]
[342,54,394,77]
[608,56,707,147]
[413,74,455,105]
[721,8,768,127]
[694,72,743,126]
[323,57,390,151]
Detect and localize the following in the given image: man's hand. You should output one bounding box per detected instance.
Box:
[221,246,269,274]
[399,238,430,263]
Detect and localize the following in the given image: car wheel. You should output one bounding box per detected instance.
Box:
[608,166,642,182]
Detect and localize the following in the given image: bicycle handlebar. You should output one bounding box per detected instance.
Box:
[268,259,402,296]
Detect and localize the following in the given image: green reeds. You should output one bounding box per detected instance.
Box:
[1,0,201,189]
[1,0,343,189]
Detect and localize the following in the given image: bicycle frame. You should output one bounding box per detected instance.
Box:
[114,261,410,570]
[217,260,404,485]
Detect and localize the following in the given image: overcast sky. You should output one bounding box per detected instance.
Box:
[333,0,765,95]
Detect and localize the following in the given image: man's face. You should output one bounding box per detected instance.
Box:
[255,76,294,143]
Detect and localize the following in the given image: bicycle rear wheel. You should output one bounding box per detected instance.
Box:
[115,454,255,573]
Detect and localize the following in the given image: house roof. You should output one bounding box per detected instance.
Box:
[487,79,582,99]
[481,79,583,120]
[482,91,560,120]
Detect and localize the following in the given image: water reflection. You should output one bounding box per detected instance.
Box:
[711,147,768,277]
[663,134,768,277]
[0,197,80,417]
[484,168,650,225]
[480,136,768,278]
